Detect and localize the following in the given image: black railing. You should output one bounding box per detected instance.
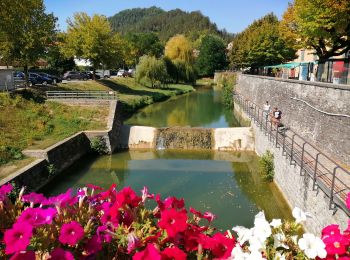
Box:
[46,91,117,100]
[234,93,350,216]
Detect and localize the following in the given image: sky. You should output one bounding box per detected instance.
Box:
[44,0,291,33]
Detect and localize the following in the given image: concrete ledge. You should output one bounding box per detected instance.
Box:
[214,127,254,151]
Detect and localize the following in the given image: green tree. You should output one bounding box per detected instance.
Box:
[61,13,123,78]
[229,13,296,69]
[165,35,194,64]
[135,55,168,88]
[0,0,56,85]
[280,0,350,63]
[196,35,227,76]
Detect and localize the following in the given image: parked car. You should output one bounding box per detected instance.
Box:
[29,73,53,86]
[81,71,101,80]
[13,71,26,87]
[117,70,129,77]
[63,71,88,81]
[96,69,110,78]
[37,72,62,84]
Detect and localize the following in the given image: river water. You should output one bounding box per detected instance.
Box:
[43,86,292,230]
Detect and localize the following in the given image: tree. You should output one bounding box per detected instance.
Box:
[61,13,123,78]
[229,14,296,69]
[165,35,194,64]
[135,55,168,88]
[196,35,227,76]
[280,0,350,62]
[0,0,56,85]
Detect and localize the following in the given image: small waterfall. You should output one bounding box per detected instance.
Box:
[156,136,165,150]
[156,127,214,150]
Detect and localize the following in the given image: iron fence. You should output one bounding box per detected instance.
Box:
[234,93,350,216]
[46,91,117,100]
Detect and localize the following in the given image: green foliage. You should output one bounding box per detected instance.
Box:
[259,150,275,182]
[229,13,296,69]
[90,137,108,155]
[216,73,236,109]
[108,7,232,42]
[280,0,350,62]
[61,13,123,73]
[135,55,168,88]
[0,0,56,83]
[196,35,228,76]
[47,164,56,177]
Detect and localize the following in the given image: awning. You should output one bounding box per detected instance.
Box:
[263,61,315,69]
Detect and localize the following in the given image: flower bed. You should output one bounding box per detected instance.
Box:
[0,183,349,259]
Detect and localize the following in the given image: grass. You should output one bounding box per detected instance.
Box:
[46,77,194,114]
[0,91,109,171]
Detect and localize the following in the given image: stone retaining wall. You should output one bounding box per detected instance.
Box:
[234,100,348,235]
[236,74,350,166]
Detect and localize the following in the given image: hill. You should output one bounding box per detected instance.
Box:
[108,6,233,42]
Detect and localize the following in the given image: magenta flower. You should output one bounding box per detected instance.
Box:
[133,243,162,260]
[46,189,77,207]
[59,221,84,246]
[4,222,33,254]
[17,207,57,227]
[97,225,113,243]
[127,232,141,254]
[115,186,141,208]
[141,186,154,203]
[161,246,187,260]
[322,224,341,239]
[87,184,103,190]
[158,208,188,237]
[9,251,35,260]
[22,192,46,205]
[85,235,102,255]
[203,211,216,223]
[0,183,13,201]
[323,234,349,255]
[49,248,74,260]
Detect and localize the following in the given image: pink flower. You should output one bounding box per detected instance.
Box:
[59,221,84,246]
[46,189,77,207]
[322,224,341,239]
[201,233,235,259]
[163,197,185,210]
[161,246,187,260]
[190,207,203,218]
[0,183,13,201]
[346,192,350,210]
[158,208,188,237]
[203,211,216,223]
[49,248,74,260]
[115,186,141,208]
[85,235,102,255]
[133,243,161,260]
[87,184,103,190]
[4,222,33,254]
[141,186,154,203]
[9,251,35,260]
[127,232,141,254]
[323,234,349,255]
[97,225,113,243]
[99,184,117,201]
[22,192,46,205]
[17,207,57,227]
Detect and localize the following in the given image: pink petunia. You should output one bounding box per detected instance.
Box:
[324,234,349,256]
[4,222,33,254]
[49,248,74,260]
[9,251,35,260]
[203,211,216,223]
[127,232,141,254]
[17,207,57,227]
[115,186,141,208]
[97,225,113,243]
[59,221,84,246]
[141,186,154,203]
[45,189,77,207]
[322,224,341,239]
[22,192,46,205]
[161,246,187,260]
[158,208,188,237]
[201,233,235,259]
[0,183,13,201]
[133,243,162,260]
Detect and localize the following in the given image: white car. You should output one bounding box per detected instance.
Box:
[117,70,127,77]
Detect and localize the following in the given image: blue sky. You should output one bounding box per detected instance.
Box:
[44,0,291,33]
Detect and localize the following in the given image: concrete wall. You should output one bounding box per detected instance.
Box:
[117,125,157,149]
[236,74,350,166]
[214,128,254,151]
[234,101,349,235]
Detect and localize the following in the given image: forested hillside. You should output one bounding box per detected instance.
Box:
[108,6,233,42]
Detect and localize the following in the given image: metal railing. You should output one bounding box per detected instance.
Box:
[46,91,117,100]
[234,93,350,216]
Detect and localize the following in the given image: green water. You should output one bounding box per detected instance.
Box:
[125,87,240,128]
[43,150,292,231]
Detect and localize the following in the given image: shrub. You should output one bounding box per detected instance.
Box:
[259,150,275,181]
[90,136,108,155]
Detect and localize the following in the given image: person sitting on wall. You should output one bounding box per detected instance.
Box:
[270,107,282,129]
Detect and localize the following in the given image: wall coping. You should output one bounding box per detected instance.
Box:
[240,74,350,91]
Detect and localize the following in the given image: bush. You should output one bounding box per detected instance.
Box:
[259,150,275,182]
[217,73,236,109]
[90,136,108,155]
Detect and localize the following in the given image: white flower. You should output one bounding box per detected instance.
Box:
[230,245,265,260]
[274,252,286,260]
[246,250,265,260]
[253,211,272,242]
[273,232,289,249]
[298,233,327,259]
[232,226,253,244]
[270,219,282,228]
[292,207,312,223]
[248,236,266,252]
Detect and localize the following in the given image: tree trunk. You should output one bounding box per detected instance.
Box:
[92,68,96,80]
[24,64,29,88]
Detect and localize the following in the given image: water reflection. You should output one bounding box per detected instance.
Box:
[125,87,240,128]
[43,150,292,231]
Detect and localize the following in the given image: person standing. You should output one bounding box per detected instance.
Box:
[263,101,271,121]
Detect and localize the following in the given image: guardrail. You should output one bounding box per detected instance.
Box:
[46,91,117,100]
[234,93,350,216]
